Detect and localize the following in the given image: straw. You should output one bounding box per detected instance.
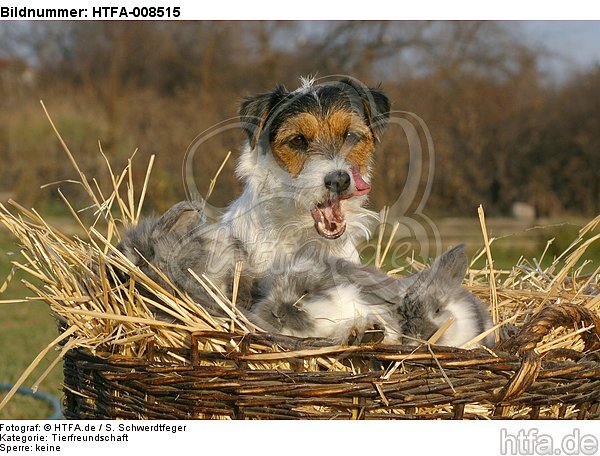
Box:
[478,205,500,344]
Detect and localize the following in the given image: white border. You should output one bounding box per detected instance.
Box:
[2,0,600,20]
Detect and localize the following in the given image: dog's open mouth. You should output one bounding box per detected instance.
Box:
[311,197,347,239]
[311,167,371,239]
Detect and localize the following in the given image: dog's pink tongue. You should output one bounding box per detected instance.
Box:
[351,167,371,197]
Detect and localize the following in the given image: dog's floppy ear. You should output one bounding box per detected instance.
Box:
[239,85,288,150]
[339,78,391,142]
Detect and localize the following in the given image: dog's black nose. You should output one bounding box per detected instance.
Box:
[324,170,351,194]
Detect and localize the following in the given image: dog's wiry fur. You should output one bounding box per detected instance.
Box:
[223,78,391,276]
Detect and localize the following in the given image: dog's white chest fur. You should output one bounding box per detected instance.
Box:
[223,187,362,273]
[221,146,371,275]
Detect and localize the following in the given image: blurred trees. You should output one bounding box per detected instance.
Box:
[0,21,598,217]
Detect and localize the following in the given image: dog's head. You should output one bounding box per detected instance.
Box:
[238,77,390,240]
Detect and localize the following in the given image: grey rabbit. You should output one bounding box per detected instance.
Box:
[394,244,495,348]
[114,200,252,315]
[249,244,494,348]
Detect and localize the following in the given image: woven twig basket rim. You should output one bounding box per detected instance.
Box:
[61,302,600,420]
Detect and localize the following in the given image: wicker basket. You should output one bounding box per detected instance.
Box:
[62,303,600,420]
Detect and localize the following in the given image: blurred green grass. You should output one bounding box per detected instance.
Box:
[0,230,63,420]
[363,218,600,273]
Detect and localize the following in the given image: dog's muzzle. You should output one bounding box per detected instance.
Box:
[310,166,371,240]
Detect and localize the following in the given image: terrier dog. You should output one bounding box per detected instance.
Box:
[222,77,390,276]
[116,77,391,314]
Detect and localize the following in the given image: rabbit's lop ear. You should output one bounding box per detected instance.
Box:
[429,244,468,289]
[152,201,203,238]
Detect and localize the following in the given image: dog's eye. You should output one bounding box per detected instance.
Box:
[345,131,363,143]
[288,135,308,149]
[435,308,440,314]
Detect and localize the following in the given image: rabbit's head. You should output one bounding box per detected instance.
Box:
[250,268,334,334]
[397,244,470,346]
